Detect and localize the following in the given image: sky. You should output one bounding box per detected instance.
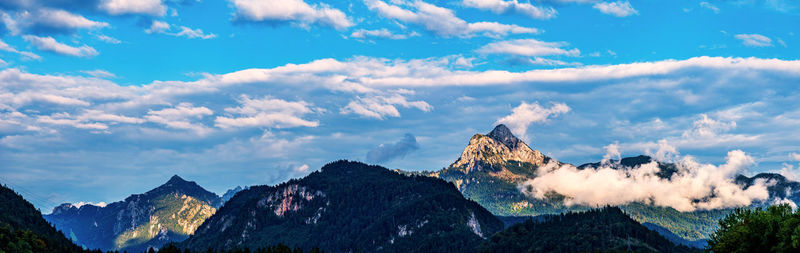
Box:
[0,0,799,212]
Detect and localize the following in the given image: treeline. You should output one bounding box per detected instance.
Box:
[478,206,697,253]
[151,244,321,253]
[708,203,800,252]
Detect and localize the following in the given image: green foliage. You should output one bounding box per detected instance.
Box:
[181,160,505,253]
[478,206,698,253]
[157,243,322,253]
[707,204,800,253]
[0,184,85,253]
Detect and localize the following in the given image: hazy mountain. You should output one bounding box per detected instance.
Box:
[0,184,85,252]
[180,160,505,252]
[221,186,244,204]
[432,124,800,247]
[478,206,697,253]
[44,175,220,252]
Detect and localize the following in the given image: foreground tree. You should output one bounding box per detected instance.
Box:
[707,204,800,253]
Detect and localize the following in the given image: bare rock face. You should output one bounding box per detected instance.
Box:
[450,124,549,174]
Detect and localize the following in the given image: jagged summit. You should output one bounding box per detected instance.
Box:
[487,124,521,150]
[449,125,551,174]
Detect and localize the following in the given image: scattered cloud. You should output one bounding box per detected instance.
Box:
[0,8,108,35]
[700,1,720,13]
[145,20,216,39]
[495,101,570,141]
[366,133,419,163]
[145,103,213,135]
[22,35,98,57]
[477,38,580,57]
[99,0,167,16]
[736,33,773,47]
[0,39,40,60]
[462,0,557,19]
[230,0,353,30]
[593,1,638,17]
[350,28,419,40]
[215,95,320,129]
[96,34,121,44]
[341,93,432,119]
[82,69,116,79]
[365,0,538,38]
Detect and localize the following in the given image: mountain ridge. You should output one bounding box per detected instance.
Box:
[180,160,505,252]
[432,124,800,247]
[44,175,221,252]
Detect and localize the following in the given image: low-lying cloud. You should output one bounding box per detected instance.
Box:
[520,143,774,212]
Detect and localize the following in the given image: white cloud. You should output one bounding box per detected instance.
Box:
[96,35,121,44]
[71,201,107,208]
[145,20,170,34]
[174,26,217,39]
[602,141,621,163]
[36,110,144,131]
[22,35,98,57]
[99,0,167,16]
[294,164,310,173]
[0,8,108,35]
[145,103,213,135]
[341,93,432,119]
[682,114,736,139]
[462,0,557,19]
[700,1,720,13]
[736,33,773,47]
[520,149,770,212]
[477,39,580,57]
[0,39,40,60]
[365,0,538,38]
[495,101,570,140]
[82,70,116,79]
[35,9,109,30]
[230,0,353,30]
[145,21,216,39]
[593,1,638,17]
[350,28,419,40]
[215,95,319,129]
[779,153,800,181]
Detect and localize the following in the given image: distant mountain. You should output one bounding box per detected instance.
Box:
[0,184,85,252]
[221,186,244,204]
[44,175,221,252]
[431,124,800,247]
[478,206,698,253]
[180,160,505,252]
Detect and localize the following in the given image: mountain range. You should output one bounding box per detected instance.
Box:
[430,124,800,247]
[179,160,505,252]
[43,175,242,252]
[17,124,799,252]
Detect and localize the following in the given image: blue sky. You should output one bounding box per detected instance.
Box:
[0,0,799,211]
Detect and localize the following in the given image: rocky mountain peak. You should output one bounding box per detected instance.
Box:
[449,125,550,174]
[487,124,521,150]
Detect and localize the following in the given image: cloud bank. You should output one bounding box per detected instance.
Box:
[520,143,773,212]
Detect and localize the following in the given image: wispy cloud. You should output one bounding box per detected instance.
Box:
[736,33,773,47]
[365,0,539,38]
[593,1,638,17]
[22,35,98,57]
